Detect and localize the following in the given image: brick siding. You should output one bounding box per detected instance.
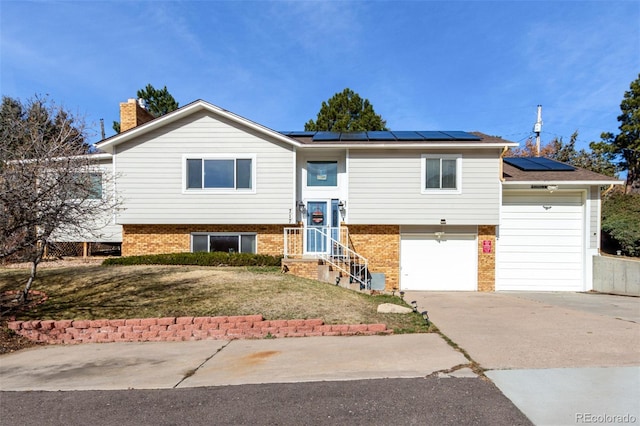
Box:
[119,99,154,132]
[477,225,496,292]
[122,224,287,256]
[281,259,321,281]
[346,225,400,292]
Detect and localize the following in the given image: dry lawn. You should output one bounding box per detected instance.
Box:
[0,263,428,333]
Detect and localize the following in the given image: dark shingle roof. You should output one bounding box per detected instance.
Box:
[282,130,514,145]
[502,159,620,183]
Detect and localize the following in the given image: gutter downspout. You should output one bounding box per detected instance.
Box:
[499,146,509,182]
[601,183,616,197]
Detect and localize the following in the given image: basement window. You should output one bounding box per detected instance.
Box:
[191,233,257,254]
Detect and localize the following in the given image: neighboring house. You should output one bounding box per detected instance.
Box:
[91,98,621,292]
[47,153,122,255]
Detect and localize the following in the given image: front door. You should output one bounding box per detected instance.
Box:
[305,200,340,254]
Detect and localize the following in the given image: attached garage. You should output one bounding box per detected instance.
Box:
[497,191,585,291]
[400,232,477,291]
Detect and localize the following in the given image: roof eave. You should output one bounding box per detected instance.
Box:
[502,180,624,186]
[299,142,518,149]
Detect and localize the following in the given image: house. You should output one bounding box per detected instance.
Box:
[89,98,621,292]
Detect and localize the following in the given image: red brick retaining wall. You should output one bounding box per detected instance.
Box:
[8,315,392,345]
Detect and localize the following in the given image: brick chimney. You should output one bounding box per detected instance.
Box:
[120,98,155,132]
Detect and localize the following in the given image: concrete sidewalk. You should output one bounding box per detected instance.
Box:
[408,291,640,426]
[0,334,469,391]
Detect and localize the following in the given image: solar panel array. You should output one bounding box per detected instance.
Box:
[279,131,482,142]
[503,157,576,171]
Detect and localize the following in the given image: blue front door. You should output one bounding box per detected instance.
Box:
[305,200,340,254]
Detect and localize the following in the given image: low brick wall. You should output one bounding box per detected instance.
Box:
[8,315,392,345]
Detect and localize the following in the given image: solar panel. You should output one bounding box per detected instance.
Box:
[283,130,485,143]
[312,132,341,141]
[282,131,316,137]
[441,131,481,140]
[340,132,368,141]
[417,131,454,140]
[367,131,397,140]
[391,131,424,140]
[503,157,575,171]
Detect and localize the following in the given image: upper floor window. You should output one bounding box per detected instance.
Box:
[421,154,461,194]
[307,161,338,187]
[185,154,255,192]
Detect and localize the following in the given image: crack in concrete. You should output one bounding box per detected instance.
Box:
[173,340,233,388]
[430,324,487,378]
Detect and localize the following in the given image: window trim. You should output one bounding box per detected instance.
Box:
[420,154,462,194]
[190,232,258,253]
[182,154,256,194]
[305,160,339,188]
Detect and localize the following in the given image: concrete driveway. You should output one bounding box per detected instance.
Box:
[407,291,639,369]
[407,291,640,425]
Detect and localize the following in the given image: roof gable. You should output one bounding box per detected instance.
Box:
[96,100,301,153]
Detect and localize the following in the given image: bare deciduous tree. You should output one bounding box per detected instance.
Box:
[1,95,119,302]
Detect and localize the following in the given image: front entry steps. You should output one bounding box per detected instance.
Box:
[318,262,372,293]
[281,259,372,293]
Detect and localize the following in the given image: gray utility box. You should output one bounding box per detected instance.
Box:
[370,273,386,291]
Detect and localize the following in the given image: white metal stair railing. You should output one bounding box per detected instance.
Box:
[283,227,370,290]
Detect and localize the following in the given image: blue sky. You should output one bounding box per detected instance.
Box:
[1,1,639,150]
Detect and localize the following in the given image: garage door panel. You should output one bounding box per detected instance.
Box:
[500,249,582,260]
[502,210,582,219]
[401,235,477,291]
[503,194,583,205]
[498,238,583,248]
[500,227,581,236]
[499,221,582,231]
[499,267,581,280]
[498,192,584,291]
[500,280,583,292]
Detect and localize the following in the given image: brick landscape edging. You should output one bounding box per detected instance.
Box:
[7,315,392,344]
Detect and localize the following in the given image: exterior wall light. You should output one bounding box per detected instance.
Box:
[338,200,346,214]
[297,201,306,213]
[547,185,558,193]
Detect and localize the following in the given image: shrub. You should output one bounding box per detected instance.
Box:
[601,193,640,257]
[102,252,283,267]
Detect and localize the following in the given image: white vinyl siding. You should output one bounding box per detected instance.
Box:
[497,191,585,291]
[50,159,122,243]
[115,111,294,225]
[348,149,501,225]
[589,186,600,249]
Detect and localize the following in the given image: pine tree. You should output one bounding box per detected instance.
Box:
[305,88,387,132]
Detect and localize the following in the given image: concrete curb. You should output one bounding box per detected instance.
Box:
[8,314,392,344]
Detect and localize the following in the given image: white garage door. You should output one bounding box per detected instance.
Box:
[497,192,584,291]
[400,234,477,291]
